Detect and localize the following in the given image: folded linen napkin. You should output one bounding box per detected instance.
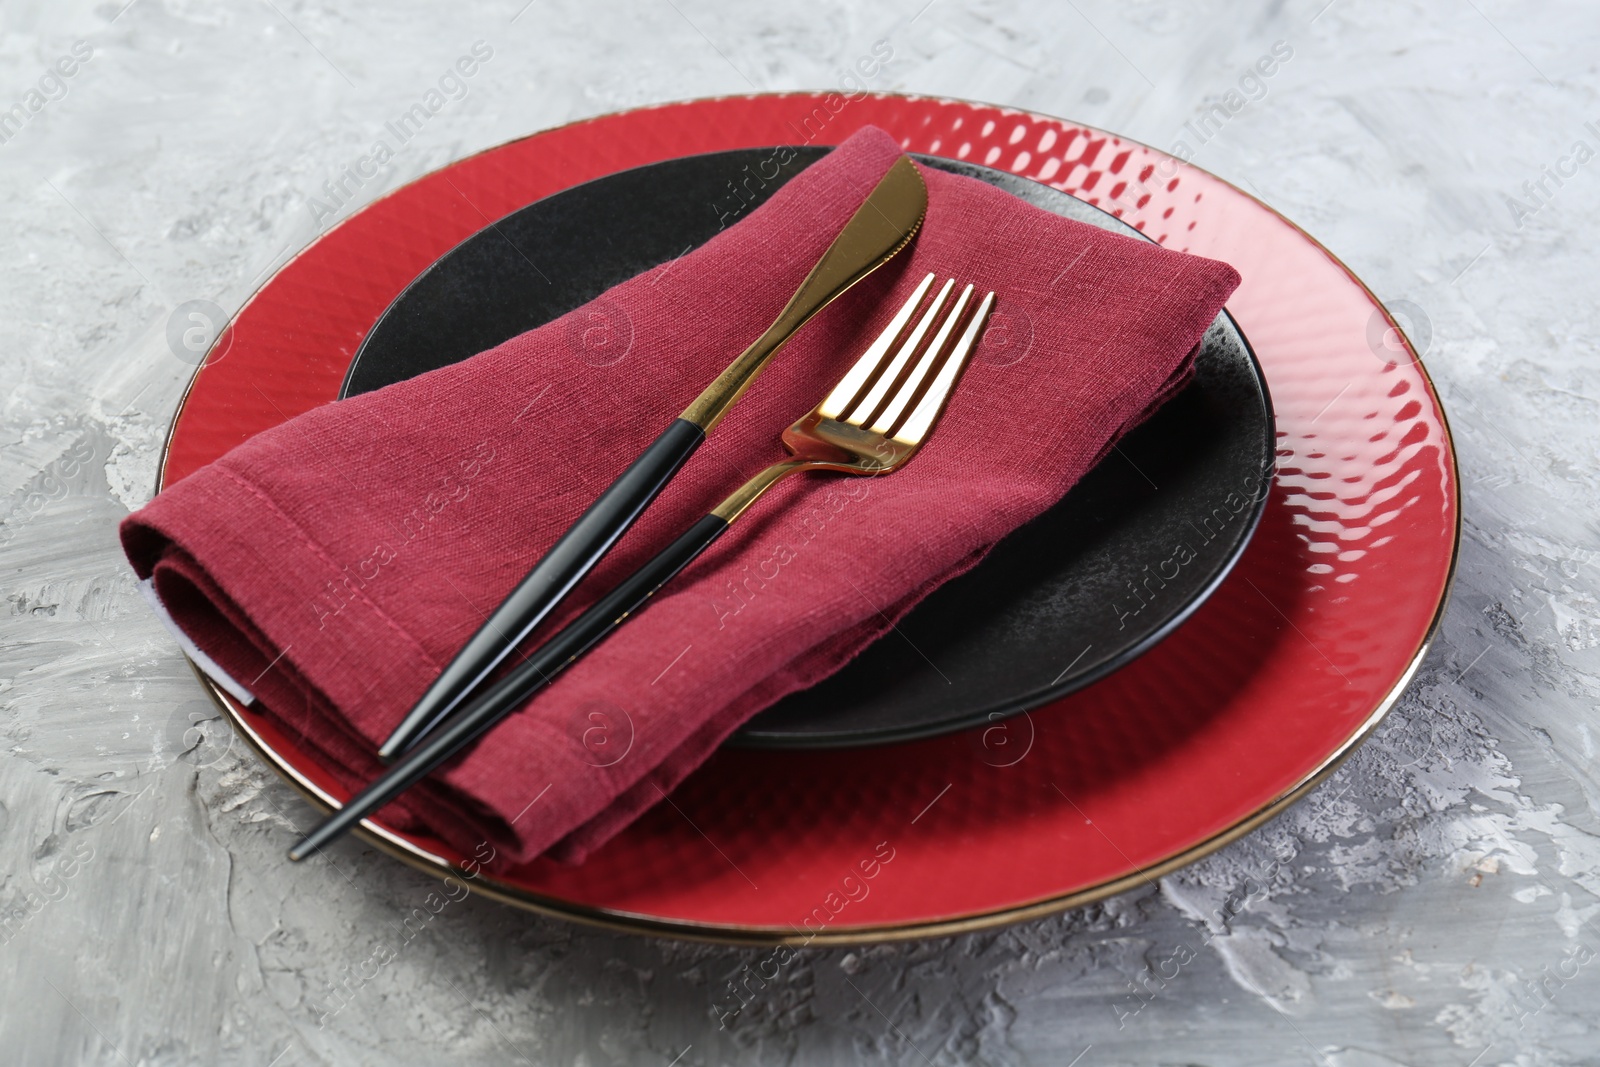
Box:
[122,126,1240,865]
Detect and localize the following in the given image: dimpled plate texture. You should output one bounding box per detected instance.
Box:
[162,94,1458,942]
[338,147,1273,748]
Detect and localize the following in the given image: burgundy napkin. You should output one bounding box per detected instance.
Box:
[122,127,1240,865]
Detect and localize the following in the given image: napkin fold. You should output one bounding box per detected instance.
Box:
[122,127,1240,865]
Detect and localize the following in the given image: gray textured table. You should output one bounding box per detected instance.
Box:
[3,1,1596,1063]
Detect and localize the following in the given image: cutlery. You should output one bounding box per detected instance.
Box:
[376,156,928,761]
[290,273,993,860]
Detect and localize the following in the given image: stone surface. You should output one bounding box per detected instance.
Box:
[2,0,1597,1064]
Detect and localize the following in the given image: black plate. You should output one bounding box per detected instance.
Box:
[344,148,1274,748]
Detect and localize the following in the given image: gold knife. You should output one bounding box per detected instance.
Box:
[376,154,928,760]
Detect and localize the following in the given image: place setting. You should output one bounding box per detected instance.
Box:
[127,94,1458,943]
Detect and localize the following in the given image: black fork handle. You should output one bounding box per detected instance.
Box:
[289,513,730,860]
[376,418,705,761]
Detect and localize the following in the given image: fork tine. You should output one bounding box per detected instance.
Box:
[870,283,974,435]
[817,273,935,421]
[841,277,955,427]
[893,290,994,444]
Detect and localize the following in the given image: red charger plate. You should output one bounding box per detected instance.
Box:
[163,93,1458,943]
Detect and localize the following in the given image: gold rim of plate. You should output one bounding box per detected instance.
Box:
[154,92,1462,946]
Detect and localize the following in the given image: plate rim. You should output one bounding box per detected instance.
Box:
[155,91,1461,945]
[190,599,1449,945]
[336,144,1277,749]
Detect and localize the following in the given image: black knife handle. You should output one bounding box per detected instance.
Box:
[377,418,706,761]
[288,513,730,861]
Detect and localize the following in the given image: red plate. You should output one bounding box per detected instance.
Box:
[164,93,1458,943]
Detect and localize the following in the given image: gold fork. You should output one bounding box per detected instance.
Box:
[710,271,992,522]
[288,273,993,860]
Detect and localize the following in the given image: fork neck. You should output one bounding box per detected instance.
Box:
[709,460,816,523]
